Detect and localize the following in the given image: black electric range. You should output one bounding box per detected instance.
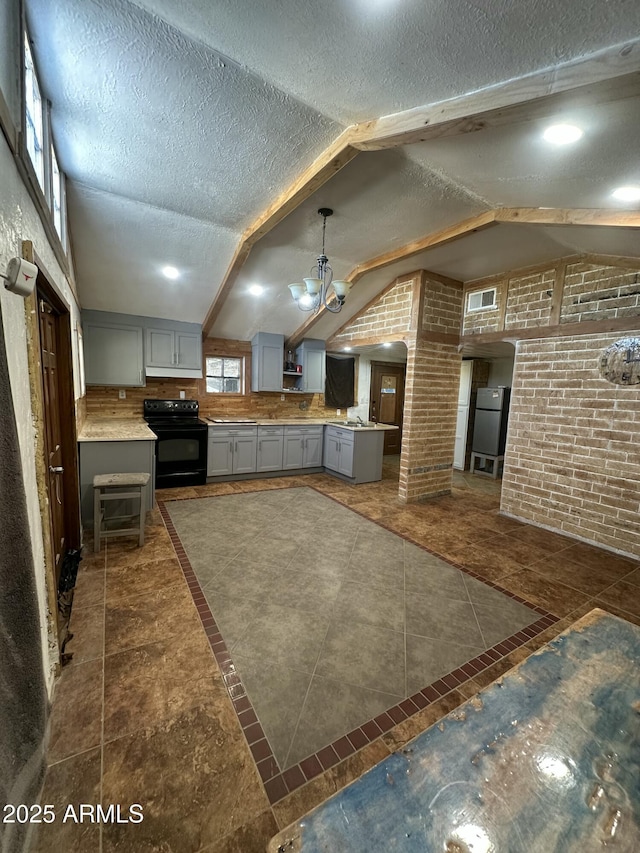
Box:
[143,399,208,488]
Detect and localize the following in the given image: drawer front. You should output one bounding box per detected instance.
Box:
[325,426,352,441]
[208,426,257,437]
[258,426,285,436]
[285,425,324,437]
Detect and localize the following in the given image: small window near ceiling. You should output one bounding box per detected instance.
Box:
[24,33,45,190]
[51,144,65,244]
[467,287,497,312]
[205,356,243,394]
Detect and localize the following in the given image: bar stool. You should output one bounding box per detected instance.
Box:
[93,472,150,553]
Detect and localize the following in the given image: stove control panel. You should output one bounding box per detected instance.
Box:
[144,399,199,416]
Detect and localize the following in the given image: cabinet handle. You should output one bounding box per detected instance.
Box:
[259,440,262,451]
[300,438,304,448]
[229,441,233,453]
[139,369,142,383]
[235,442,238,453]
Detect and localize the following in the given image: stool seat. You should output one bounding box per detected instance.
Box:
[93,472,150,488]
[93,472,150,552]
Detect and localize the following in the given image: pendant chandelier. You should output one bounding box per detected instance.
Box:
[288,208,352,313]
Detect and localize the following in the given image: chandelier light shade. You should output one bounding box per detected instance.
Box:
[288,208,352,313]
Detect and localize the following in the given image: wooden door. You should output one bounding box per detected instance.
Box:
[369,362,405,454]
[38,298,66,584]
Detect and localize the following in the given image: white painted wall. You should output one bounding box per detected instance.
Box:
[0,125,81,695]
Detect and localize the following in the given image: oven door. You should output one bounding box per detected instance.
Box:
[153,426,207,487]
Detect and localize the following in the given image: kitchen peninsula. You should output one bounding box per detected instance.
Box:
[77,418,156,524]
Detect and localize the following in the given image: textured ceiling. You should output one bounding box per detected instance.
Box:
[127,0,640,123]
[23,0,640,343]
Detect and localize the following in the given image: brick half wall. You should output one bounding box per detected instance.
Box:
[502,333,640,559]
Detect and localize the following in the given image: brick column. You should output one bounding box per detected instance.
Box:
[399,338,462,502]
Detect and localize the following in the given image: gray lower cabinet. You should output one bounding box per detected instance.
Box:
[257,426,284,472]
[323,425,384,483]
[207,426,257,476]
[283,425,324,469]
[79,440,155,525]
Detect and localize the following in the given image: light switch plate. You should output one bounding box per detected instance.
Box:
[118,389,126,399]
[180,390,186,399]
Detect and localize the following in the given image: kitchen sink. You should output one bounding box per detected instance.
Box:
[328,419,377,427]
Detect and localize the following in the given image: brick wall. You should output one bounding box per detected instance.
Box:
[505,269,555,329]
[422,278,463,335]
[331,271,464,501]
[502,333,640,558]
[561,262,640,324]
[399,339,462,501]
[331,278,414,344]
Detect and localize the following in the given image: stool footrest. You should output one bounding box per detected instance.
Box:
[93,473,148,552]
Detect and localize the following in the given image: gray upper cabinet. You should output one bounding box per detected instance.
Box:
[251,332,284,392]
[145,327,202,374]
[82,310,202,385]
[296,339,326,393]
[83,318,144,387]
[145,328,174,367]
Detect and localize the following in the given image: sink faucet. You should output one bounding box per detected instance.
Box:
[356,415,364,425]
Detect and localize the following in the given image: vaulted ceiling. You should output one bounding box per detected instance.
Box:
[25,0,640,346]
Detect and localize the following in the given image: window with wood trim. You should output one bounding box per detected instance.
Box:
[24,32,45,191]
[205,356,244,394]
[22,28,69,258]
[51,143,66,247]
[467,287,497,312]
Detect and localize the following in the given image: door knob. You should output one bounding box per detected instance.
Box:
[49,466,64,474]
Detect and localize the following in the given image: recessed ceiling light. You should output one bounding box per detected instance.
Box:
[542,124,583,145]
[612,185,640,202]
[162,265,180,280]
[248,284,264,296]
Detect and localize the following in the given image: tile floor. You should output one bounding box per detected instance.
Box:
[165,488,542,772]
[31,461,640,852]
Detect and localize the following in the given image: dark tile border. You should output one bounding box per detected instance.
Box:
[157,482,560,805]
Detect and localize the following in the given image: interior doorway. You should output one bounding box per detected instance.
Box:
[455,344,515,491]
[38,296,67,583]
[28,260,81,648]
[369,361,405,454]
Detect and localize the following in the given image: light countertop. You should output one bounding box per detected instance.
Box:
[78,418,157,442]
[206,418,398,432]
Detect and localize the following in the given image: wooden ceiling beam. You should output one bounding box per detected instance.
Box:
[287,206,640,343]
[350,41,640,151]
[202,129,359,337]
[494,207,640,228]
[203,40,640,339]
[349,211,497,283]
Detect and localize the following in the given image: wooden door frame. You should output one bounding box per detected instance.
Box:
[22,242,81,668]
[369,360,406,453]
